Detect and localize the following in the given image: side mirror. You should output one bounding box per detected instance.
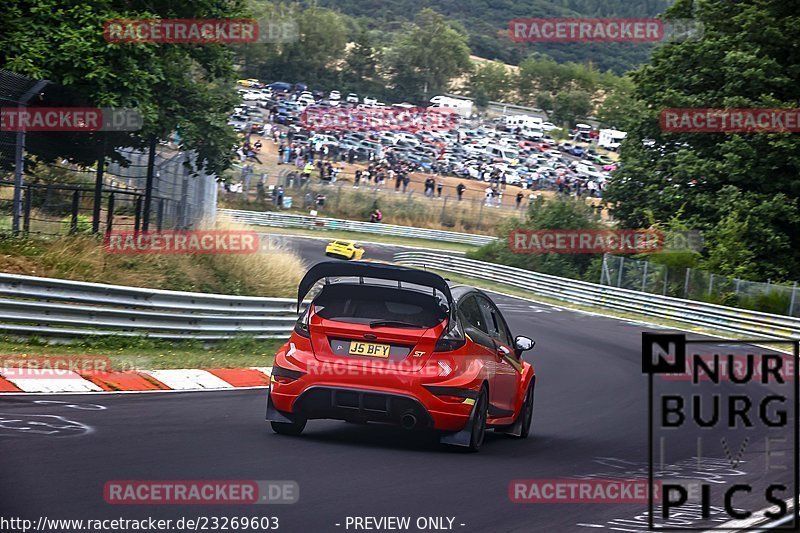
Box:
[514,336,535,357]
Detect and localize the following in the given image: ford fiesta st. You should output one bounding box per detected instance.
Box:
[266,261,537,451]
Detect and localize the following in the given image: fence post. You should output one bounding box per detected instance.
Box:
[683,267,691,298]
[69,190,80,235]
[617,256,624,288]
[641,260,649,292]
[600,254,607,284]
[735,278,741,295]
[134,196,142,233]
[156,199,164,231]
[92,135,106,233]
[789,281,798,316]
[106,193,115,234]
[708,273,714,296]
[22,188,31,235]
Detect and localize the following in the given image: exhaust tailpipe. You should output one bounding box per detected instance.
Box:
[400,412,417,430]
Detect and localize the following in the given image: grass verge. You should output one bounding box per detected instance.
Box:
[0,335,283,370]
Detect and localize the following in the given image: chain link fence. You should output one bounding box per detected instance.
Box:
[601,253,800,317]
[0,69,218,237]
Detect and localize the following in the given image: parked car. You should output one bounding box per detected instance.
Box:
[346,93,359,104]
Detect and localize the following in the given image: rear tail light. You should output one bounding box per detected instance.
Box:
[294,305,311,338]
[434,320,465,353]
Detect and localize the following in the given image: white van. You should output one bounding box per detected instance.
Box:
[486,144,520,164]
[505,115,543,131]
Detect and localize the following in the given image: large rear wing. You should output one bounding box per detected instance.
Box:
[297,261,454,314]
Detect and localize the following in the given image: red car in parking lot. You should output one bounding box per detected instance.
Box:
[266,261,537,451]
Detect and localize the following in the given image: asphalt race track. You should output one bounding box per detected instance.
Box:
[1,235,795,532]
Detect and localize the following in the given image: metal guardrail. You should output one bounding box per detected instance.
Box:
[219,208,497,246]
[393,252,800,339]
[0,273,300,341]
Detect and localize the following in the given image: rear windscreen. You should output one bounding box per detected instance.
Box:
[313,284,446,328]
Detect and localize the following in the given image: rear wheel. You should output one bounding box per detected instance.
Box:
[270,417,306,436]
[467,389,488,452]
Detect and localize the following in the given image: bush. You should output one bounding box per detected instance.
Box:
[60,214,93,235]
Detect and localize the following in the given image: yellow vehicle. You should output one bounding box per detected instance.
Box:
[325,240,365,260]
[237,78,261,87]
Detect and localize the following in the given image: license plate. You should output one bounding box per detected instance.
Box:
[349,341,391,358]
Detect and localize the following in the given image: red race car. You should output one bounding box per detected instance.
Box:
[266,261,537,451]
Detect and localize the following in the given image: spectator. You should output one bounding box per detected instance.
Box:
[402,173,410,193]
[316,193,326,208]
[276,185,284,209]
[516,191,523,209]
[456,183,466,201]
[436,180,443,198]
[424,177,435,197]
[302,161,314,185]
[348,148,355,164]
[254,140,262,152]
[256,180,265,202]
[354,169,362,188]
[484,185,493,206]
[370,208,383,223]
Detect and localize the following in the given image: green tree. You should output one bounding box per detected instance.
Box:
[384,9,471,103]
[467,60,514,102]
[469,197,603,280]
[0,0,245,175]
[551,90,592,127]
[604,0,800,280]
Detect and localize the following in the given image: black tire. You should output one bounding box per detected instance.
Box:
[518,382,535,439]
[467,388,488,452]
[270,418,306,436]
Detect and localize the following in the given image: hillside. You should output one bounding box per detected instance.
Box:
[310,0,674,73]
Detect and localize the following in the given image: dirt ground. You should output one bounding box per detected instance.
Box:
[242,133,560,209]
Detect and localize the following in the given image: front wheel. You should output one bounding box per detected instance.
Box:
[270,418,306,436]
[517,382,534,439]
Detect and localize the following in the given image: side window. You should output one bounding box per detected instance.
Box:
[492,308,514,347]
[477,297,513,346]
[457,296,487,334]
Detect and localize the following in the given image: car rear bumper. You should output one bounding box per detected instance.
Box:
[269,380,475,432]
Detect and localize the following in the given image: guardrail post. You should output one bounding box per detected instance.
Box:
[69,190,80,235]
[617,256,624,288]
[789,282,798,316]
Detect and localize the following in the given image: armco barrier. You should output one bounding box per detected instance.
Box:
[219,208,497,247]
[393,251,800,339]
[0,273,300,341]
